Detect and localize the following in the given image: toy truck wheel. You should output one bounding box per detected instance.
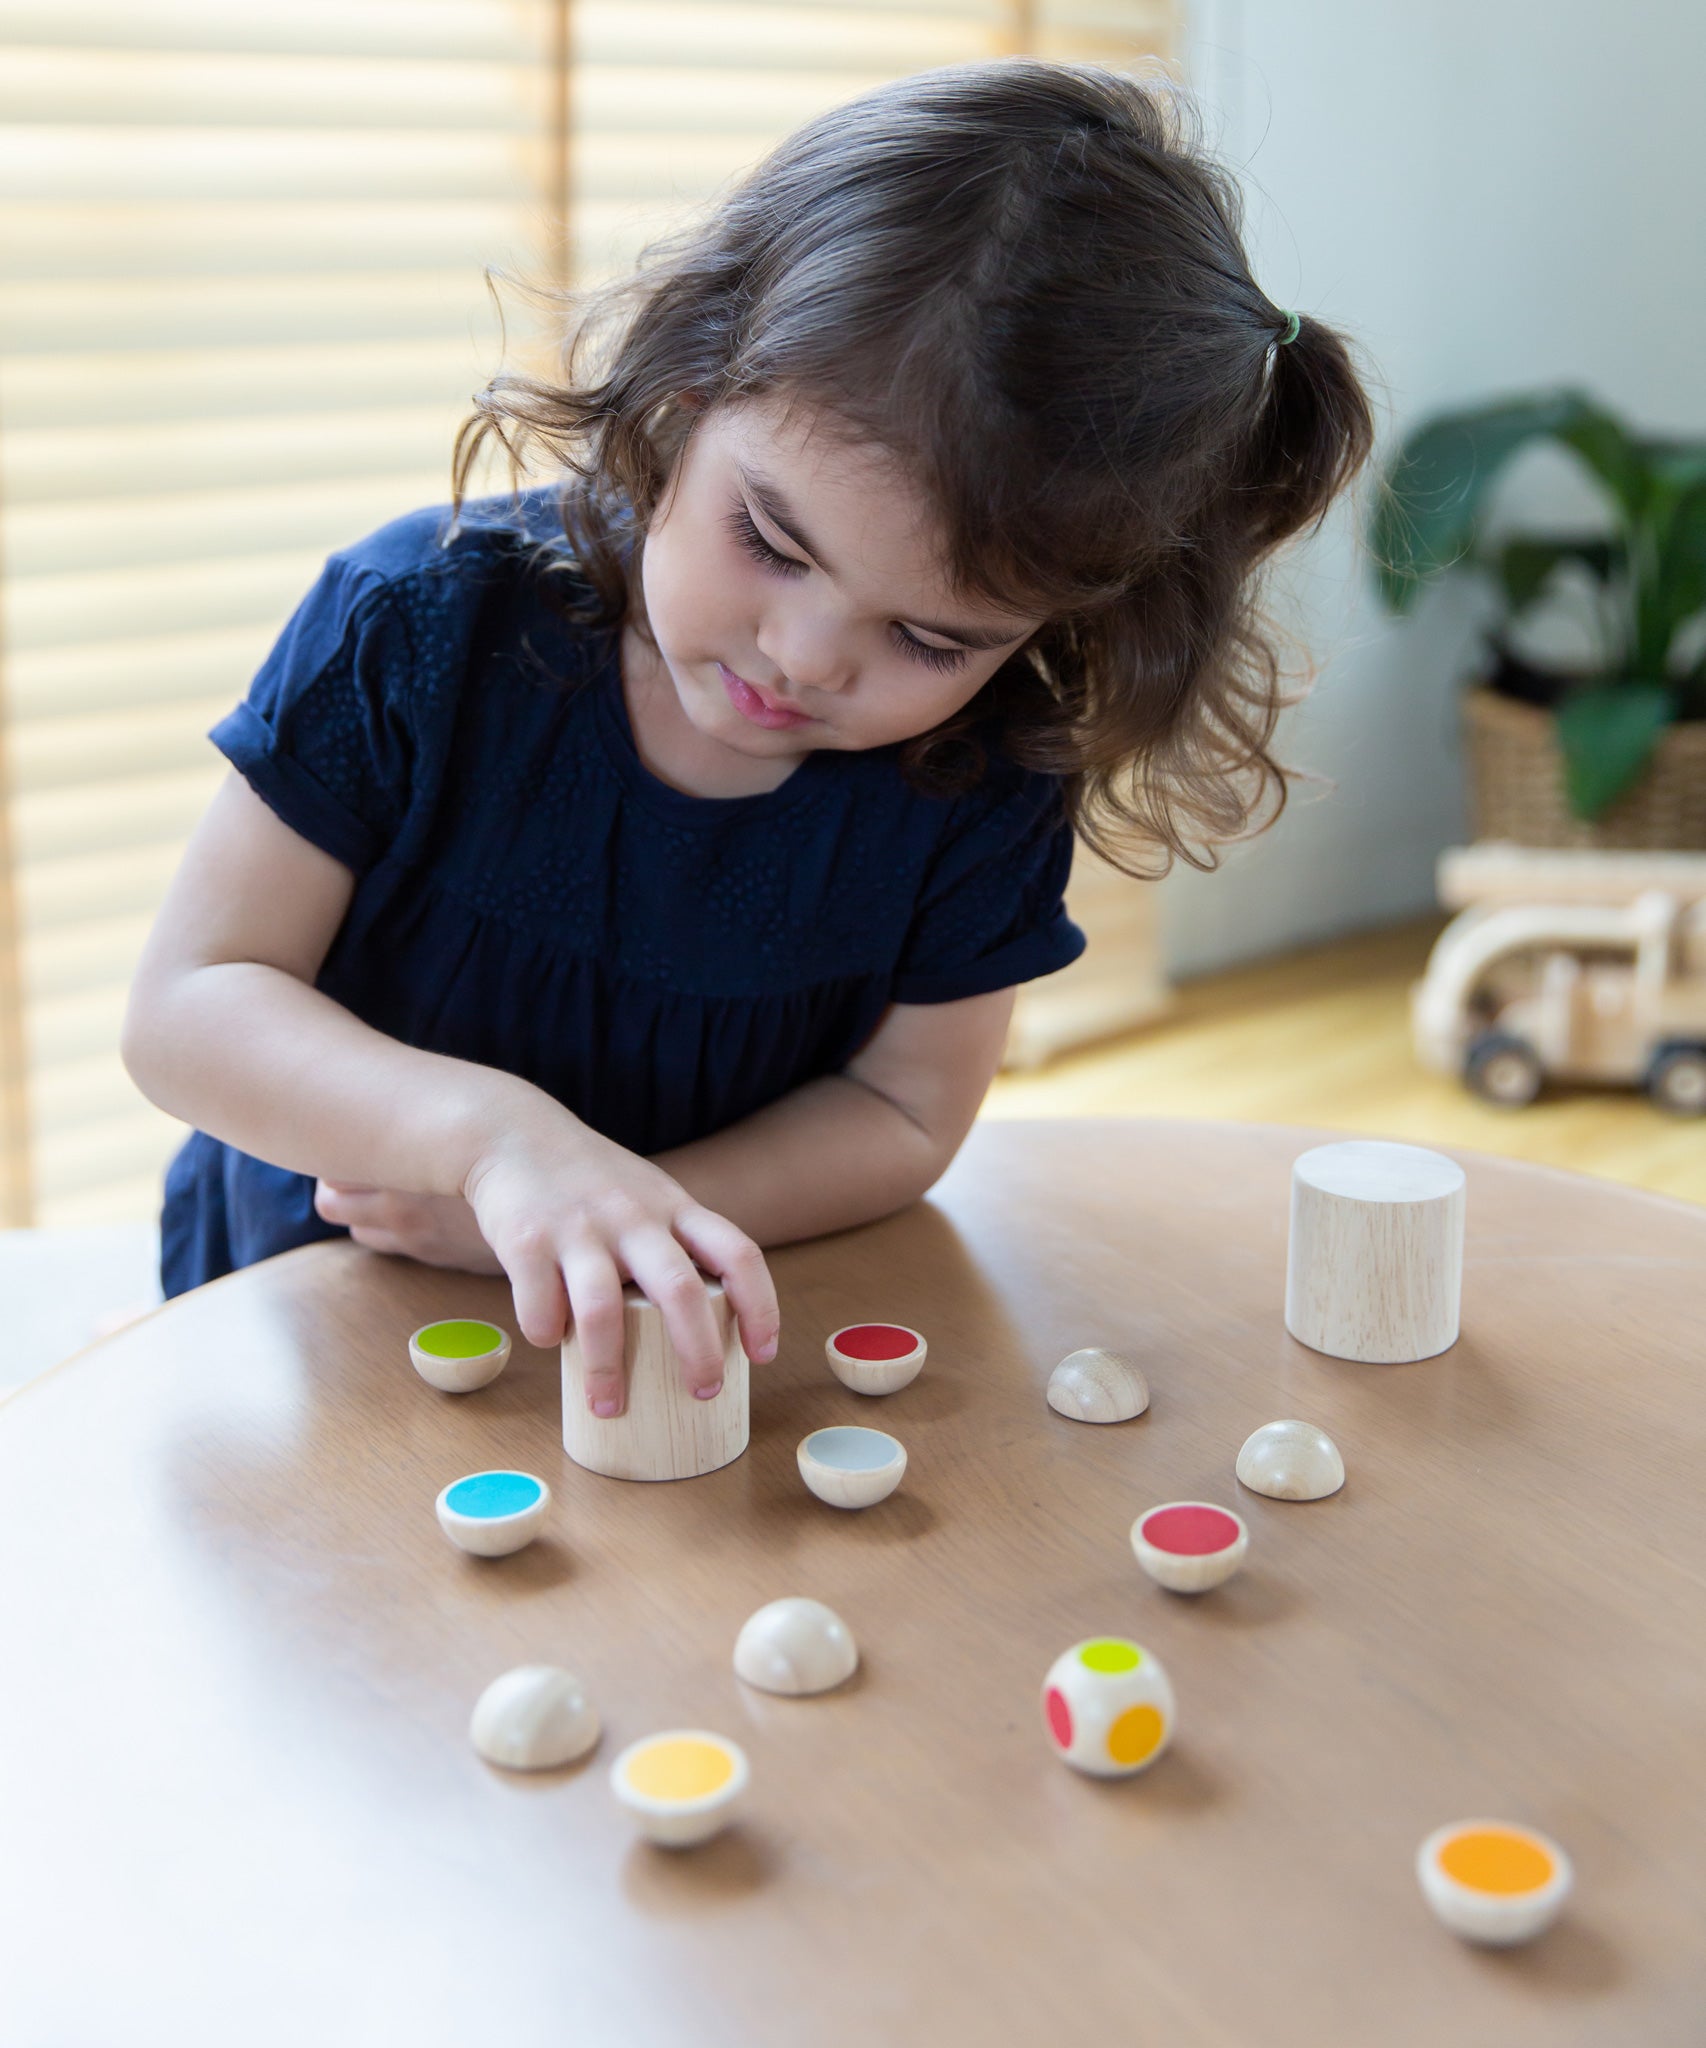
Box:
[1646,1044,1706,1117]
[1463,1031,1544,1107]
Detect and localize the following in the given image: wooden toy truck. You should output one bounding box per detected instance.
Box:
[1412,844,1706,1112]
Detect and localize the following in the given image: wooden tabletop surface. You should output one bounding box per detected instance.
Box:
[2,1118,1702,2047]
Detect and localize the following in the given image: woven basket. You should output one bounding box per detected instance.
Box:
[1464,685,1706,850]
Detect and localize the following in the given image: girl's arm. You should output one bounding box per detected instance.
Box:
[322,990,1015,1265]
[123,774,780,1399]
[647,989,1017,1243]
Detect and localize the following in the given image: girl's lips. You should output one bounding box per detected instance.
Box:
[717,661,814,731]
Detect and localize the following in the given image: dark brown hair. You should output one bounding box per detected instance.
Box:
[454,58,1378,874]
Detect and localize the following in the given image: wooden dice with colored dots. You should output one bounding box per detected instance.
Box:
[1042,1637,1175,1777]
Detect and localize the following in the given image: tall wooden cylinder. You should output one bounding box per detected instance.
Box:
[562,1280,750,1481]
[1285,1140,1466,1363]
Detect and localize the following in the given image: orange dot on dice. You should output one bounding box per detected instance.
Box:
[1108,1703,1165,1768]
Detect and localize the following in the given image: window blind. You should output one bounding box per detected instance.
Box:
[570,2,1179,281]
[0,0,1176,1228]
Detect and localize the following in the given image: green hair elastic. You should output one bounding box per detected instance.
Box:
[1277,309,1302,346]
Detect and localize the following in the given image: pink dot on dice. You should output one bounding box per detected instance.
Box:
[1045,1687,1074,1748]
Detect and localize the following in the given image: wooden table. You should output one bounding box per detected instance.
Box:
[3,1119,1702,2046]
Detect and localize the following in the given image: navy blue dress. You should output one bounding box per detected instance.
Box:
[160,491,1087,1295]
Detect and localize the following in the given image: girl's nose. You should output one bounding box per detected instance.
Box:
[756,610,854,696]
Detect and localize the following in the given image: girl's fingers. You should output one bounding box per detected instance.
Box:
[620,1228,727,1399]
[499,1226,571,1350]
[347,1226,403,1255]
[563,1246,630,1416]
[314,1179,378,1226]
[672,1204,780,1364]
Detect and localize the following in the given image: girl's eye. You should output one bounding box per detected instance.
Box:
[888,626,967,674]
[725,497,968,674]
[725,501,806,577]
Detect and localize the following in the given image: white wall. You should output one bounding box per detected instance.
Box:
[1164,0,1706,976]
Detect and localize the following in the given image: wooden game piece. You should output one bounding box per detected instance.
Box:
[1416,1820,1572,1944]
[434,1470,549,1557]
[1130,1502,1248,1593]
[562,1278,748,1482]
[1285,1139,1466,1363]
[733,1597,858,1696]
[1046,1347,1149,1424]
[796,1425,906,1509]
[470,1666,600,1771]
[610,1731,749,1847]
[1042,1636,1174,1777]
[1235,1419,1345,1501]
[824,1322,926,1395]
[409,1317,511,1392]
[1417,845,1706,1110]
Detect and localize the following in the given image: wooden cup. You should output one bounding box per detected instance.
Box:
[562,1279,749,1481]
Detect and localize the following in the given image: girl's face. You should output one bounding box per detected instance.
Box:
[636,397,1043,762]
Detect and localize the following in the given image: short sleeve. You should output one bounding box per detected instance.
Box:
[891,769,1088,1004]
[208,553,423,875]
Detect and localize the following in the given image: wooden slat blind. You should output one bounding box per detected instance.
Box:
[0,0,1174,1228]
[1,0,562,1224]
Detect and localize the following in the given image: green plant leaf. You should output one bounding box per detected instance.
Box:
[1557,407,1650,522]
[1642,442,1706,498]
[1368,388,1625,616]
[1495,533,1622,612]
[1554,683,1677,821]
[1650,478,1706,653]
[1621,453,1706,675]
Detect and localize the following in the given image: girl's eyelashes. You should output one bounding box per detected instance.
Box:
[723,499,969,674]
[888,625,968,673]
[725,500,804,578]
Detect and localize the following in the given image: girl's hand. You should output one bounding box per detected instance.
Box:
[461,1113,780,1416]
[313,1181,505,1275]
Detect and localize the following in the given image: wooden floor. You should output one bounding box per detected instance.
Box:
[985,919,1706,1208]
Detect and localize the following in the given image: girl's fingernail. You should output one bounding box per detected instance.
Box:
[592,1397,620,1417]
[756,1336,778,1362]
[694,1379,723,1401]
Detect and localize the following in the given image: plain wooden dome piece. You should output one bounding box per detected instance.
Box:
[562,1280,749,1481]
[1046,1348,1150,1424]
[1235,1419,1345,1501]
[1285,1140,1466,1363]
[733,1597,858,1695]
[470,1666,600,1771]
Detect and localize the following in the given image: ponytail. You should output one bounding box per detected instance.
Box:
[1237,312,1377,556]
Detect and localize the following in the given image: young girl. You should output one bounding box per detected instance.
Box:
[122,59,1375,1418]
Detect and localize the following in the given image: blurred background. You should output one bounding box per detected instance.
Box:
[1,0,1702,1369]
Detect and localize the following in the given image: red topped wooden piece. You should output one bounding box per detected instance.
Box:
[830,1323,921,1361]
[1139,1504,1243,1556]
